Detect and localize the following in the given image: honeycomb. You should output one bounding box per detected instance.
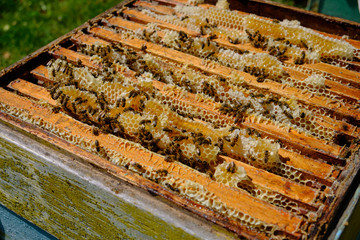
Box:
[1,0,359,239]
[150,2,355,62]
[134,7,347,142]
[214,161,249,187]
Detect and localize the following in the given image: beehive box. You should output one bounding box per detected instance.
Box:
[0,0,360,239]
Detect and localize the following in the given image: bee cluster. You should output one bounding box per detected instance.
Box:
[137,5,358,108]
[171,4,355,61]
[47,46,283,175]
[121,32,337,143]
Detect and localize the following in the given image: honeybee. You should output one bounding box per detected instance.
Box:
[72,102,77,112]
[164,155,175,162]
[141,44,147,51]
[274,37,285,41]
[163,127,172,132]
[139,119,151,125]
[179,31,188,41]
[174,40,182,49]
[165,183,180,193]
[155,169,168,176]
[51,88,61,100]
[205,51,215,59]
[283,110,294,119]
[226,162,236,173]
[219,77,226,82]
[92,126,100,136]
[152,116,158,127]
[228,36,239,44]
[256,77,265,83]
[272,19,280,23]
[295,51,305,65]
[300,40,308,49]
[139,99,145,111]
[52,106,61,113]
[97,93,108,111]
[264,150,269,163]
[174,135,188,141]
[61,95,70,109]
[234,112,244,124]
[130,161,144,171]
[128,90,138,98]
[116,97,126,108]
[123,107,135,113]
[223,136,231,142]
[200,26,205,35]
[208,34,217,40]
[230,134,239,147]
[78,109,87,115]
[95,140,100,152]
[76,59,83,67]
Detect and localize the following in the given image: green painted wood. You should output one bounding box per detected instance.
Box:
[0,121,236,240]
[0,138,193,239]
[319,0,360,23]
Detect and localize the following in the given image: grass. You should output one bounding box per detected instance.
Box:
[270,0,308,8]
[0,0,122,70]
[0,0,308,70]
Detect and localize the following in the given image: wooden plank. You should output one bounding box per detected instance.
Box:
[71,32,108,45]
[112,11,199,36]
[0,88,303,236]
[313,116,360,139]
[51,47,100,69]
[30,65,51,85]
[134,0,176,15]
[243,116,343,163]
[7,79,57,106]
[279,149,335,182]
[306,63,360,87]
[220,155,319,205]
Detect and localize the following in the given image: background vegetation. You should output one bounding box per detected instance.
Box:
[0,0,306,70]
[0,0,121,70]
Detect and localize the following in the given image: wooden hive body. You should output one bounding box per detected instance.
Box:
[0,0,359,239]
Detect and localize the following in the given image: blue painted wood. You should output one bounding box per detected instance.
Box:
[0,203,57,240]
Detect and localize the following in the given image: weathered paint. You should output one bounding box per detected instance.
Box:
[0,135,200,240]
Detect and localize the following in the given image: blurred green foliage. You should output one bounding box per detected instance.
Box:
[0,0,308,70]
[269,0,308,8]
[0,0,121,70]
